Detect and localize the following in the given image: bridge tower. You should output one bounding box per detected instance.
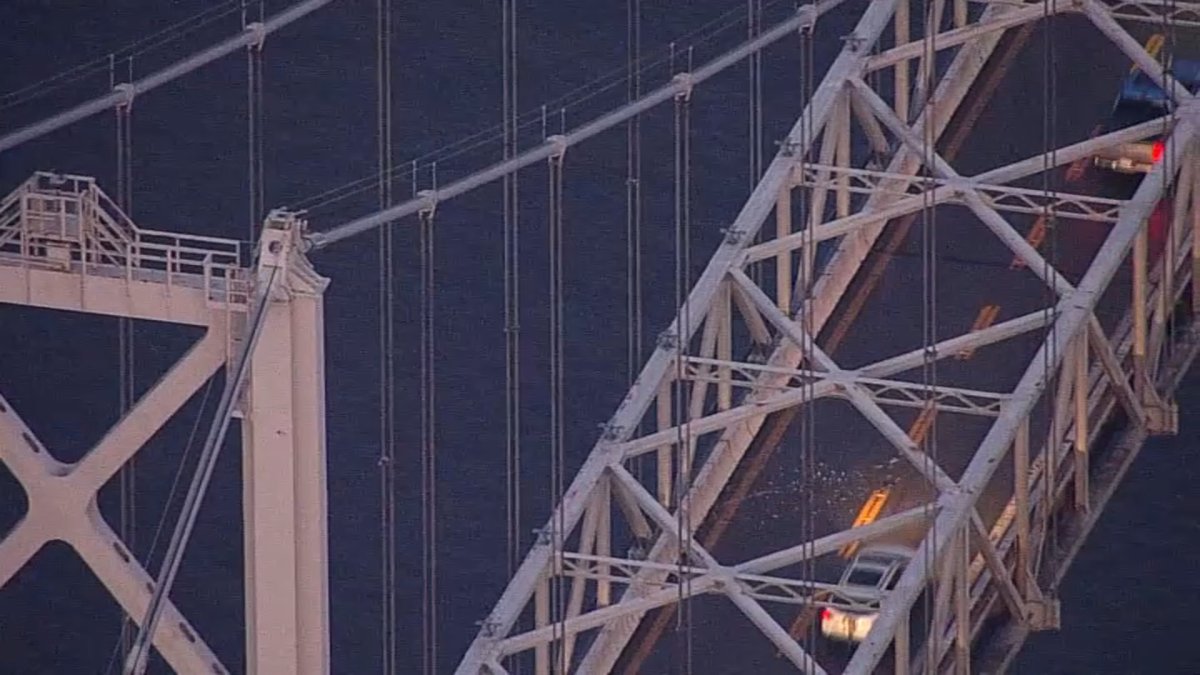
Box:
[0,173,331,674]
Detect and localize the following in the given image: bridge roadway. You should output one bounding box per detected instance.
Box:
[617,14,1159,675]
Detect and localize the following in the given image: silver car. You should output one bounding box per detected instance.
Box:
[819,544,913,643]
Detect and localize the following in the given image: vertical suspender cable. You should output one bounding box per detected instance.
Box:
[748,0,764,287]
[626,0,644,482]
[501,6,523,673]
[683,46,695,675]
[375,0,398,670]
[246,0,265,241]
[1161,0,1178,376]
[546,121,567,673]
[669,43,696,675]
[113,53,137,668]
[420,165,439,675]
[919,0,939,669]
[1039,0,1060,589]
[796,19,818,656]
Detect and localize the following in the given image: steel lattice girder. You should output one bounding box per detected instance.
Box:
[454,0,1197,673]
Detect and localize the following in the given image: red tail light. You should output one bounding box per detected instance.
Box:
[821,608,832,621]
[1153,141,1165,162]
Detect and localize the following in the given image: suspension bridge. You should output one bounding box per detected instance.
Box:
[1,0,1197,673]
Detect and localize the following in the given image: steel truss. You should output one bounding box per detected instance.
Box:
[456,1,1200,673]
[0,174,332,674]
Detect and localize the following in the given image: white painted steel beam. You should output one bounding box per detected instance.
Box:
[792,163,1125,223]
[730,266,958,491]
[573,2,1010,662]
[453,2,907,670]
[744,114,1173,264]
[681,355,1010,416]
[493,503,930,656]
[848,77,1076,296]
[617,305,1045,460]
[239,218,332,675]
[1099,0,1200,28]
[0,179,331,675]
[841,102,1200,675]
[0,331,228,673]
[457,0,1025,671]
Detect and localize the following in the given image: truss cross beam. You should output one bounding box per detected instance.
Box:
[681,355,1009,416]
[848,77,1076,296]
[730,267,958,492]
[746,114,1173,265]
[792,163,1125,223]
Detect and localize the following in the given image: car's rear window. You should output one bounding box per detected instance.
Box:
[846,567,884,587]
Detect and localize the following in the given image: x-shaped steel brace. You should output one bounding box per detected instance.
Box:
[847,77,1078,298]
[729,268,959,493]
[0,329,228,673]
[607,463,830,673]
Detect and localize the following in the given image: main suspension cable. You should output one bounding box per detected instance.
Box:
[0,0,336,155]
[1,1,251,112]
[289,0,789,218]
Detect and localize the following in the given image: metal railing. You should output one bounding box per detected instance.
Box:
[0,172,250,308]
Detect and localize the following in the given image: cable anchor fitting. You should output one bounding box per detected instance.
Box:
[417,189,438,219]
[546,134,568,161]
[672,72,695,101]
[245,21,266,51]
[796,3,818,33]
[112,83,136,111]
